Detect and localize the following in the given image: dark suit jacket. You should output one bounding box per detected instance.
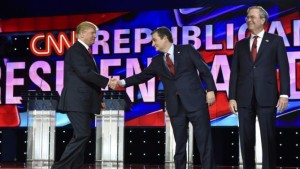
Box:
[125,44,216,116]
[58,41,109,114]
[229,32,290,107]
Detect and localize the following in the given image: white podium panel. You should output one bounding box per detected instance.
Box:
[22,91,59,169]
[95,110,124,162]
[27,110,56,168]
[95,91,130,167]
[165,112,194,166]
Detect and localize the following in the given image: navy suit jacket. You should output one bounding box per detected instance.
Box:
[125,44,216,116]
[229,32,290,107]
[58,41,109,114]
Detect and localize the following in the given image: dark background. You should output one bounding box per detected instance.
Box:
[1,0,299,19]
[0,0,300,167]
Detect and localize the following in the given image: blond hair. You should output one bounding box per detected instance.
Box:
[75,21,98,39]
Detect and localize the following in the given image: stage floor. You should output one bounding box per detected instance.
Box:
[0,163,298,169]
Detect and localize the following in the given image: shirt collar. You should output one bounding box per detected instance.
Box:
[166,44,174,56]
[78,39,89,50]
[251,30,265,39]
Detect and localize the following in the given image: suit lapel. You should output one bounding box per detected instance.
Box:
[159,45,180,78]
[81,44,98,72]
[245,37,253,63]
[173,45,180,74]
[91,57,99,73]
[76,42,99,73]
[158,53,171,76]
[255,33,270,62]
[88,53,98,72]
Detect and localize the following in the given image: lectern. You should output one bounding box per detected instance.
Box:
[157,91,194,168]
[95,91,130,168]
[21,90,59,168]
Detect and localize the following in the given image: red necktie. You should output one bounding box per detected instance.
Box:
[88,48,97,65]
[88,48,93,57]
[166,53,175,76]
[251,36,258,62]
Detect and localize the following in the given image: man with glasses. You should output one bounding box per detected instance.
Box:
[229,6,290,169]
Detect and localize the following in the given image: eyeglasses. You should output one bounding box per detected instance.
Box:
[245,16,260,21]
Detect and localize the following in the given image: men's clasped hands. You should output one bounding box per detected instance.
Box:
[107,78,216,106]
[108,78,122,90]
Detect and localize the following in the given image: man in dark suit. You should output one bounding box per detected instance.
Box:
[52,21,114,169]
[229,6,290,169]
[112,27,216,169]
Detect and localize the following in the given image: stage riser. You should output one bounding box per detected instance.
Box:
[0,127,299,167]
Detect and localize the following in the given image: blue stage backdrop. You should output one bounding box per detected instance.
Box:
[0,4,299,127]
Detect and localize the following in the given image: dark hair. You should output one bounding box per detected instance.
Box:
[151,27,173,43]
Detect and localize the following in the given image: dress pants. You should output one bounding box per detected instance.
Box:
[169,97,215,169]
[238,94,277,169]
[51,112,92,169]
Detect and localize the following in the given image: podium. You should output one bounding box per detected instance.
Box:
[95,91,130,167]
[157,91,194,167]
[21,90,59,168]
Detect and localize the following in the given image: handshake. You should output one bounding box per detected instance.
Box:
[108,78,123,90]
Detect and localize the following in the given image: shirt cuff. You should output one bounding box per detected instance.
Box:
[280,95,288,98]
[120,79,126,87]
[106,78,111,87]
